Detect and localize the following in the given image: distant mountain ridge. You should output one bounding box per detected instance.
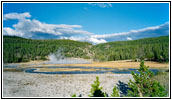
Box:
[3,35,169,63]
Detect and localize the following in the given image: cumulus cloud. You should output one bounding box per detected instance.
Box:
[88,3,112,8]
[60,36,83,41]
[88,37,107,44]
[3,12,31,20]
[3,27,24,36]
[60,36,107,44]
[3,12,93,39]
[126,37,132,40]
[3,12,169,45]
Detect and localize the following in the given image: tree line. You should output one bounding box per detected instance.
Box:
[93,36,169,62]
[3,36,92,63]
[3,36,169,63]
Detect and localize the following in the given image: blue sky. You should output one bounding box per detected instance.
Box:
[3,3,169,44]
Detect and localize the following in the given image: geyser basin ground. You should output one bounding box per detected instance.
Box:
[3,72,134,97]
[3,60,169,97]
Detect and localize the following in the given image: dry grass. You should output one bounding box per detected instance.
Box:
[20,60,169,69]
[3,68,23,72]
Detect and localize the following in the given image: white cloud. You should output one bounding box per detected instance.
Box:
[3,12,93,38]
[60,36,83,41]
[91,32,129,39]
[60,36,107,44]
[3,12,169,45]
[130,25,160,33]
[88,37,107,44]
[126,37,132,40]
[3,27,23,36]
[88,3,112,8]
[130,22,169,33]
[3,12,31,20]
[91,22,169,41]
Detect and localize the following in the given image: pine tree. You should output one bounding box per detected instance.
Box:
[89,76,107,97]
[127,61,168,97]
[111,86,120,97]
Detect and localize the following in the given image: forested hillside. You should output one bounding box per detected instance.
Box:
[3,36,93,63]
[3,36,169,63]
[93,36,169,62]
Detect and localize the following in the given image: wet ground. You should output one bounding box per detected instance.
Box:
[4,64,159,74]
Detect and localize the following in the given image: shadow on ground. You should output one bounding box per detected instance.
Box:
[116,81,130,97]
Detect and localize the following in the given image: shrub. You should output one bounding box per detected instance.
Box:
[71,94,76,97]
